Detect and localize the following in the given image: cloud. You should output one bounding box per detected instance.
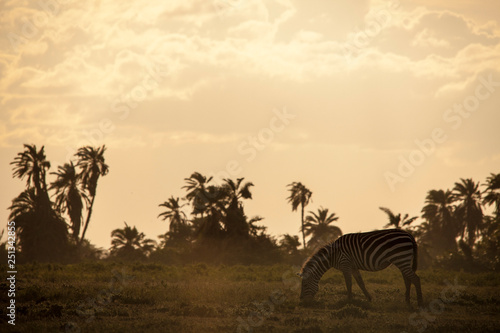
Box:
[412,28,450,48]
[0,0,499,152]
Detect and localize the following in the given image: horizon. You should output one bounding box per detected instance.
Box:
[1,0,499,250]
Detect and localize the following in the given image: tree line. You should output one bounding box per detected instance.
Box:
[3,144,338,264]
[146,174,343,264]
[377,175,500,270]
[3,144,500,270]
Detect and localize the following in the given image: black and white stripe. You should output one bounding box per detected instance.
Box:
[299,229,423,306]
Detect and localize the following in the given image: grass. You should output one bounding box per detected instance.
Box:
[1,263,499,332]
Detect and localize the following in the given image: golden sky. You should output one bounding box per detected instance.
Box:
[1,0,499,249]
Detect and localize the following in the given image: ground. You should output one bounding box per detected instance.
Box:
[1,262,499,332]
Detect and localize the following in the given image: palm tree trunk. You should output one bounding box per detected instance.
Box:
[301,204,306,249]
[73,222,81,241]
[80,194,95,243]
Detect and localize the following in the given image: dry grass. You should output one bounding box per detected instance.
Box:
[1,263,499,332]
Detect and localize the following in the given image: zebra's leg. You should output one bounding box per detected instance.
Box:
[352,269,372,302]
[342,270,353,300]
[411,274,423,307]
[402,274,411,305]
[393,261,423,306]
[396,268,424,307]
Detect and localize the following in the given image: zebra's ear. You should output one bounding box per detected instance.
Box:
[296,272,303,278]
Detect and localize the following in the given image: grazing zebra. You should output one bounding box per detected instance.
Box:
[298,229,423,306]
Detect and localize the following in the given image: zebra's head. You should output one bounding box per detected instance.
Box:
[298,244,335,303]
[297,270,318,302]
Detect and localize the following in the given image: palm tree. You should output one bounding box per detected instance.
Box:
[11,144,51,200]
[410,220,435,268]
[421,189,458,254]
[158,196,191,245]
[158,196,187,231]
[110,222,155,258]
[304,207,342,249]
[222,178,254,206]
[76,239,106,260]
[50,162,88,240]
[474,174,500,269]
[9,188,69,262]
[193,185,227,239]
[379,207,418,229]
[76,145,109,243]
[287,182,312,249]
[222,178,254,237]
[9,188,37,223]
[483,173,500,223]
[10,145,68,262]
[183,172,213,216]
[453,178,483,247]
[0,230,8,261]
[279,234,301,255]
[8,193,37,258]
[476,215,500,270]
[248,216,266,237]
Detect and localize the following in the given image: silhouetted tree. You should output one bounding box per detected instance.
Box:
[158,196,192,246]
[0,230,8,262]
[185,176,259,241]
[477,173,500,269]
[421,189,458,254]
[476,215,500,270]
[9,189,37,222]
[110,222,155,259]
[483,173,500,223]
[379,207,418,229]
[183,172,213,217]
[76,145,109,243]
[410,220,434,268]
[74,239,106,261]
[222,178,253,238]
[11,144,51,200]
[9,145,68,262]
[453,178,483,247]
[304,207,342,249]
[279,234,301,255]
[158,196,187,232]
[248,216,266,237]
[223,178,254,205]
[50,162,88,240]
[287,182,312,249]
[193,185,227,239]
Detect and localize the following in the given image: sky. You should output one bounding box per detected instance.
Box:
[1,0,499,250]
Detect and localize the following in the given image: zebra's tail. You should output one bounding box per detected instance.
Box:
[411,234,418,272]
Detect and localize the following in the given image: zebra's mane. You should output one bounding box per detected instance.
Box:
[299,240,336,275]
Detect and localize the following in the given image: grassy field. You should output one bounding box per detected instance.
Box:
[1,262,499,332]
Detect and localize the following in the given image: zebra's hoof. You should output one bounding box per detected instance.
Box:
[299,297,315,307]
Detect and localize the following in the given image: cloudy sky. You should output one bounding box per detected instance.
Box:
[1,0,499,249]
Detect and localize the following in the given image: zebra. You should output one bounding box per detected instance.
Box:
[298,229,423,306]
